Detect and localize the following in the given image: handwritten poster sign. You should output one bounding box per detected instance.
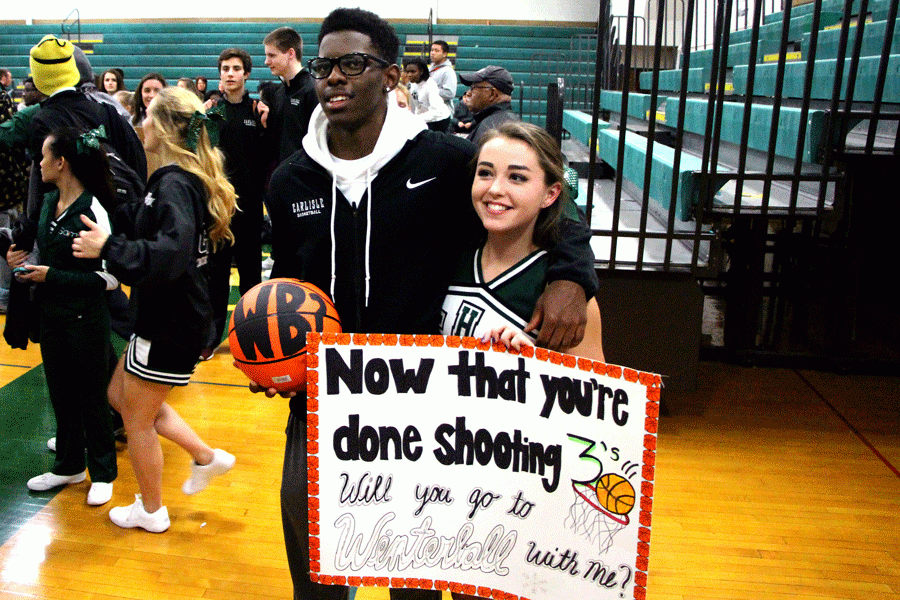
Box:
[306,333,661,600]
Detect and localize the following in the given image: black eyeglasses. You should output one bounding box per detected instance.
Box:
[307,53,391,79]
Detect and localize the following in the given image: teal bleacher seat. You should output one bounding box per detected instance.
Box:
[726,39,787,66]
[600,90,655,121]
[563,109,610,148]
[639,66,709,93]
[806,19,900,61]
[730,12,841,46]
[564,109,715,222]
[733,53,900,102]
[596,127,710,221]
[665,97,827,163]
[764,0,892,25]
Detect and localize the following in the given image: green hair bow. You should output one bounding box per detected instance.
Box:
[76,125,107,155]
[186,106,224,151]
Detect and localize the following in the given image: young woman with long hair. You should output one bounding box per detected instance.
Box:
[131,72,166,127]
[101,69,125,95]
[73,87,237,532]
[6,125,120,506]
[442,121,605,360]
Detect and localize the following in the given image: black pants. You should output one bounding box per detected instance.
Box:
[281,411,441,600]
[207,198,263,348]
[41,307,116,482]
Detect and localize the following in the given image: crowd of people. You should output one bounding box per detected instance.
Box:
[0,7,602,599]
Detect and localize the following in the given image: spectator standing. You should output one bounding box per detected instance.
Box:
[203,47,265,356]
[0,74,28,313]
[428,40,457,110]
[101,69,125,95]
[459,65,519,145]
[177,77,202,100]
[261,27,318,164]
[27,36,146,229]
[73,48,131,121]
[132,73,166,127]
[403,56,450,132]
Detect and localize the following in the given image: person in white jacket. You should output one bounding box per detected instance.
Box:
[403,56,451,132]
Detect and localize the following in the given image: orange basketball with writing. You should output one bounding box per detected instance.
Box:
[229,278,341,392]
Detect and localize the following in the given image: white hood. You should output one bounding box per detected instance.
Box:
[301,97,427,183]
[300,97,428,306]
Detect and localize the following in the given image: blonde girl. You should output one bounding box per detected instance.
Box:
[73,87,237,532]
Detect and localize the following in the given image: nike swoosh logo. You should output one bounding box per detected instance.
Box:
[406,177,436,189]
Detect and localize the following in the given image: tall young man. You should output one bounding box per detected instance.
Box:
[429,40,457,110]
[263,8,597,600]
[261,27,319,164]
[205,47,264,354]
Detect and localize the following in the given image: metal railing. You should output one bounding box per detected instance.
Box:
[60,9,81,44]
[539,0,899,359]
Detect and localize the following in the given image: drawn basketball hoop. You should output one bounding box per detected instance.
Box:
[566,480,631,554]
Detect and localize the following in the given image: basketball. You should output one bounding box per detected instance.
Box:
[595,473,636,516]
[229,278,341,392]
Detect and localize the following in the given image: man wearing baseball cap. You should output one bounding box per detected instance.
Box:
[458,64,519,144]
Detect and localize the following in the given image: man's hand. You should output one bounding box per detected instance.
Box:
[524,280,587,351]
[240,362,298,398]
[257,101,270,128]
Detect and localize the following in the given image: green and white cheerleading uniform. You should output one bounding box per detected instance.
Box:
[441,246,549,341]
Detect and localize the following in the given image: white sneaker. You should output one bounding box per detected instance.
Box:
[108,495,170,533]
[27,470,86,491]
[47,437,56,452]
[87,482,113,506]
[261,257,274,270]
[182,449,236,495]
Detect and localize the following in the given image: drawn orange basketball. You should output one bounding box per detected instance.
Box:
[229,278,341,392]
[595,473,636,515]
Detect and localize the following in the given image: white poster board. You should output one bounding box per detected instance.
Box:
[306,333,661,600]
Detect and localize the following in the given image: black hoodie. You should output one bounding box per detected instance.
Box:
[268,103,597,337]
[103,165,212,350]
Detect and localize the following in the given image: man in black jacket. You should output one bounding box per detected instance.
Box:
[459,65,520,145]
[26,36,146,218]
[204,47,265,355]
[4,35,145,258]
[260,27,319,165]
[262,8,598,600]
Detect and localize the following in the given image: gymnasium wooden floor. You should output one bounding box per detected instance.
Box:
[0,311,898,599]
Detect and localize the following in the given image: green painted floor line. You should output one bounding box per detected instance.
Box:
[0,282,246,548]
[0,363,62,547]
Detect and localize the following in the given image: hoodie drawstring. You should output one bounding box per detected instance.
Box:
[365,168,372,307]
[330,177,338,303]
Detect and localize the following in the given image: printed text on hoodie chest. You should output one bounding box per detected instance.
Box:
[292,197,326,219]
